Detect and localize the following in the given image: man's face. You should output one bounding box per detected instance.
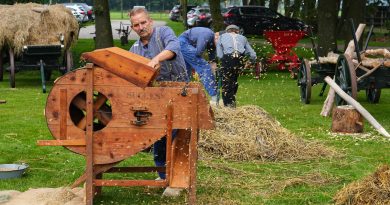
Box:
[130,12,153,39]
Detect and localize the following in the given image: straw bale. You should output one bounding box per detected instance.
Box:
[0,3,78,55]
[333,164,390,205]
[199,105,337,161]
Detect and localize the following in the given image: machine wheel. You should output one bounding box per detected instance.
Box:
[334,54,357,106]
[297,59,311,104]
[9,48,15,88]
[366,87,381,104]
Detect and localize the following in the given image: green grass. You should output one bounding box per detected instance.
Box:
[1,21,390,204]
[110,11,169,21]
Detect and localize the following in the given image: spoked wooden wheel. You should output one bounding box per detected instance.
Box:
[334,54,357,106]
[297,59,311,104]
[366,86,381,104]
[69,91,112,131]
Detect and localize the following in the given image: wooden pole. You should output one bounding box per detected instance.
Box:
[324,76,390,138]
[320,24,366,117]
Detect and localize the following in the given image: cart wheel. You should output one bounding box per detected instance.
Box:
[366,87,381,104]
[297,59,311,104]
[334,54,357,106]
[9,48,15,88]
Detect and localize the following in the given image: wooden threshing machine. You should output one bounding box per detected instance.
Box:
[37,47,215,204]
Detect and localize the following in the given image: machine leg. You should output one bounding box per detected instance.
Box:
[39,60,46,93]
[85,64,95,205]
[188,94,199,204]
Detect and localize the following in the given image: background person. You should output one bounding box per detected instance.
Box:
[178,27,218,104]
[129,7,188,180]
[216,24,257,107]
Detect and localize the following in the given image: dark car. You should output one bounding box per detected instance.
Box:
[169,5,181,21]
[223,6,307,35]
[186,7,212,28]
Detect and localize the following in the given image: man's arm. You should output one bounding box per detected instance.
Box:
[148,50,175,69]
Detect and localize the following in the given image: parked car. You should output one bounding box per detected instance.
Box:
[73,3,94,21]
[186,7,212,28]
[169,5,181,21]
[63,3,89,22]
[223,6,307,35]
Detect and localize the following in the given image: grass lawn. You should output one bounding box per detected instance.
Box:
[0,21,389,204]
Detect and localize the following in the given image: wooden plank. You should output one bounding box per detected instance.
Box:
[71,162,120,188]
[59,88,67,140]
[166,101,173,184]
[81,47,156,87]
[170,130,190,188]
[106,166,166,173]
[37,139,86,146]
[94,179,168,187]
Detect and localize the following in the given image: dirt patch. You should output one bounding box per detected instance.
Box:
[333,164,390,205]
[199,105,338,161]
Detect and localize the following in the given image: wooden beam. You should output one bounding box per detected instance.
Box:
[94,179,168,187]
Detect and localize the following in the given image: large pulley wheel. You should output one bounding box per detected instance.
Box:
[366,86,381,104]
[334,54,357,106]
[297,59,311,104]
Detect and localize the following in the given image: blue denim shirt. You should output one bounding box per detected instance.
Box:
[179,27,216,61]
[130,26,188,82]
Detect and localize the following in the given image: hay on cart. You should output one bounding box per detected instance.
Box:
[0,3,79,55]
[199,105,338,161]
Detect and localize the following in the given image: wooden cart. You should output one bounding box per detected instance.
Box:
[37,47,214,205]
[0,43,72,93]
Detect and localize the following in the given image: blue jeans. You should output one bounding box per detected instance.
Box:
[179,37,217,96]
[153,129,178,179]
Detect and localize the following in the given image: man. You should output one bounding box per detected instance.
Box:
[129,7,188,180]
[178,27,218,104]
[216,25,257,107]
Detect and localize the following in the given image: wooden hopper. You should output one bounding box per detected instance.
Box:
[37,47,215,205]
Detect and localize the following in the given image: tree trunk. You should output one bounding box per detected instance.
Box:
[317,0,340,56]
[210,0,224,31]
[269,0,280,12]
[284,0,292,17]
[337,0,365,50]
[180,0,188,28]
[292,0,302,18]
[302,0,317,29]
[94,0,113,49]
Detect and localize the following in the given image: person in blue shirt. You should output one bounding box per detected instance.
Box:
[216,25,257,107]
[178,27,218,104]
[129,7,188,180]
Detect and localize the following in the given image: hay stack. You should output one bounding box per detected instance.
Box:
[200,105,337,161]
[0,3,78,55]
[333,164,390,205]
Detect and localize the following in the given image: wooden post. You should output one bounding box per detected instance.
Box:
[188,89,199,204]
[0,48,3,81]
[332,105,363,133]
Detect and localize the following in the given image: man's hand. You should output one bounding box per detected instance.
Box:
[148,58,161,70]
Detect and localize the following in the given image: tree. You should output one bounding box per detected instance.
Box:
[269,0,280,11]
[284,0,293,17]
[317,0,340,56]
[209,0,224,31]
[302,0,317,28]
[179,0,188,28]
[94,0,114,49]
[292,0,302,18]
[337,0,365,49]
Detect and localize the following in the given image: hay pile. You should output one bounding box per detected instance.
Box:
[199,105,337,161]
[333,164,390,205]
[0,3,79,55]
